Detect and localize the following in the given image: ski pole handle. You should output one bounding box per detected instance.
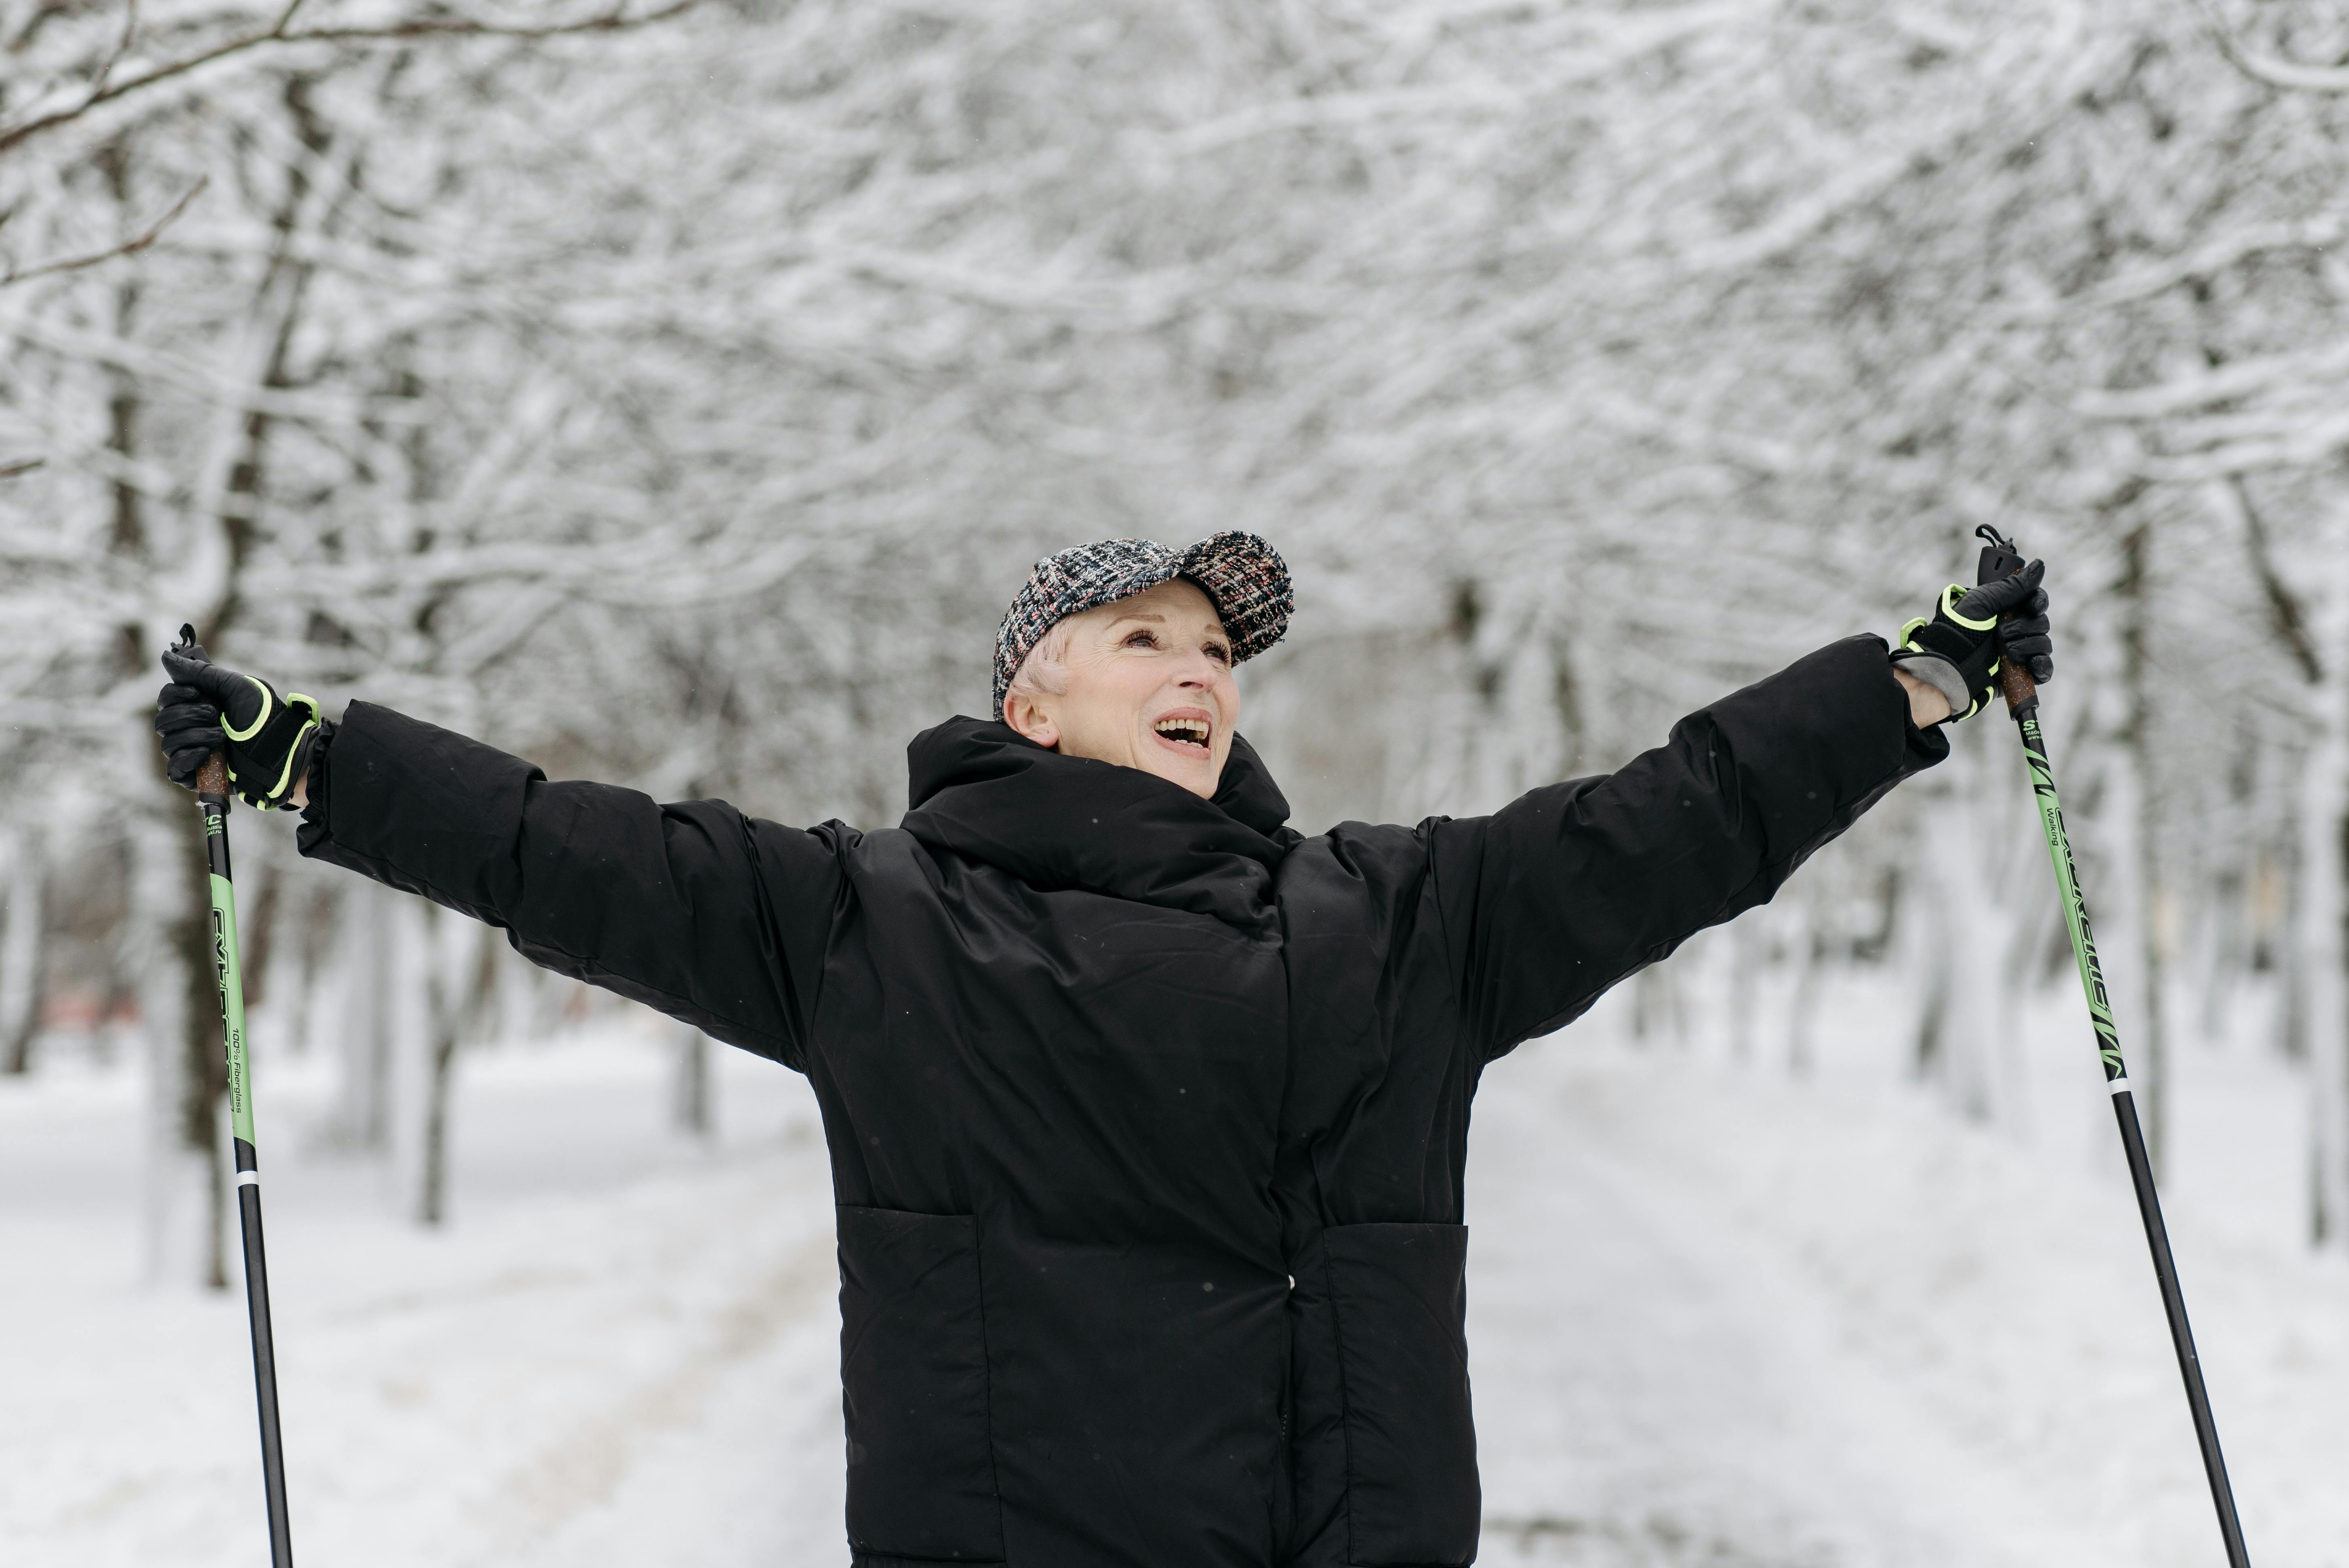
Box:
[1997,656,2038,715]
[169,626,238,802]
[1974,525,2039,715]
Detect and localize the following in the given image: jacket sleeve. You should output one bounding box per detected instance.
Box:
[1432,635,1947,1062]
[293,701,842,1071]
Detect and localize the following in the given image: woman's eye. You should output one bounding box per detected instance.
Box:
[1206,645,1230,664]
[1125,631,1157,648]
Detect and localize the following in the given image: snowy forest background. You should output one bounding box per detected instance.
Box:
[5,1,2349,1564]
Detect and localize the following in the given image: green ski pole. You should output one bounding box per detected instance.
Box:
[1971,531,2250,1567]
[177,624,295,1568]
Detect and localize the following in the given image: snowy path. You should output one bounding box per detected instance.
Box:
[4,1030,2345,1566]
[1471,1044,2348,1567]
[1471,1055,2118,1566]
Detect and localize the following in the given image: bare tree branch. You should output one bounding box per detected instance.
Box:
[0,2,702,156]
[1995,215,2349,323]
[2224,475,2325,685]
[2074,338,2349,420]
[0,176,207,287]
[0,458,45,480]
[2217,38,2349,94]
[90,0,146,99]
[2197,0,2349,94]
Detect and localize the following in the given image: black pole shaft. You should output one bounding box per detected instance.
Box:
[200,785,295,1568]
[2110,1086,2247,1565]
[2008,701,2250,1567]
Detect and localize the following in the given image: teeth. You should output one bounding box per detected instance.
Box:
[1154,718,1210,745]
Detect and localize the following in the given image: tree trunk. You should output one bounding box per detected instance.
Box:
[418,1015,459,1227]
[1786,896,1824,1080]
[130,809,202,1289]
[2299,695,2349,1249]
[1917,779,1997,1122]
[173,819,229,1292]
[0,825,43,1074]
[2226,475,2342,1247]
[674,1025,715,1139]
[2119,523,2171,1179]
[418,913,498,1226]
[1913,905,1950,1085]
[329,884,396,1153]
[1993,834,2057,1147]
[238,865,281,1015]
[1631,964,1676,1046]
[1728,919,1760,1064]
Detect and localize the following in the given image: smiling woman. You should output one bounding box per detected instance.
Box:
[149,527,2054,1568]
[1000,580,1239,798]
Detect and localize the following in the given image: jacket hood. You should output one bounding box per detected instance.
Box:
[900,716,1298,932]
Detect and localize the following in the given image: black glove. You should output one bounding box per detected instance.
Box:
[1891,558,2053,722]
[154,633,324,809]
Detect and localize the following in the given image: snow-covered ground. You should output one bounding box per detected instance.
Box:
[4,986,2344,1567]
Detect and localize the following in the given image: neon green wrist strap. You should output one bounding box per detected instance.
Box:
[220,679,276,742]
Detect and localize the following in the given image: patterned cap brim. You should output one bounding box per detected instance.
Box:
[1174,532,1293,668]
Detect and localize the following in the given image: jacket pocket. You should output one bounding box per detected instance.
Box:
[837,1206,1004,1563]
[1323,1222,1479,1566]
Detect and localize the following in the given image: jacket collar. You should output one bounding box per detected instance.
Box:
[900,717,1298,931]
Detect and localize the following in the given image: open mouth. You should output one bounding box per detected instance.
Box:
[1152,715,1213,753]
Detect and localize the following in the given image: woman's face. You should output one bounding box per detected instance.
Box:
[1003,579,1240,799]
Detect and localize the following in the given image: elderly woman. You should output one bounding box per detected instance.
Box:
[154,532,2050,1568]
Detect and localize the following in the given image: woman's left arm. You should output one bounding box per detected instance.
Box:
[1431,558,2051,1063]
[1431,635,1946,1062]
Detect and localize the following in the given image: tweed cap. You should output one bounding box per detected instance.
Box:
[993,532,1293,719]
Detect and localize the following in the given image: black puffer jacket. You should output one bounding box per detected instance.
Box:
[295,635,1944,1566]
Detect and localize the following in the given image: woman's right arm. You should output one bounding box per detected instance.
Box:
[294,701,841,1071]
[157,648,840,1071]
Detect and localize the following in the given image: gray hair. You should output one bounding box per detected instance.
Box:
[1003,616,1077,714]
